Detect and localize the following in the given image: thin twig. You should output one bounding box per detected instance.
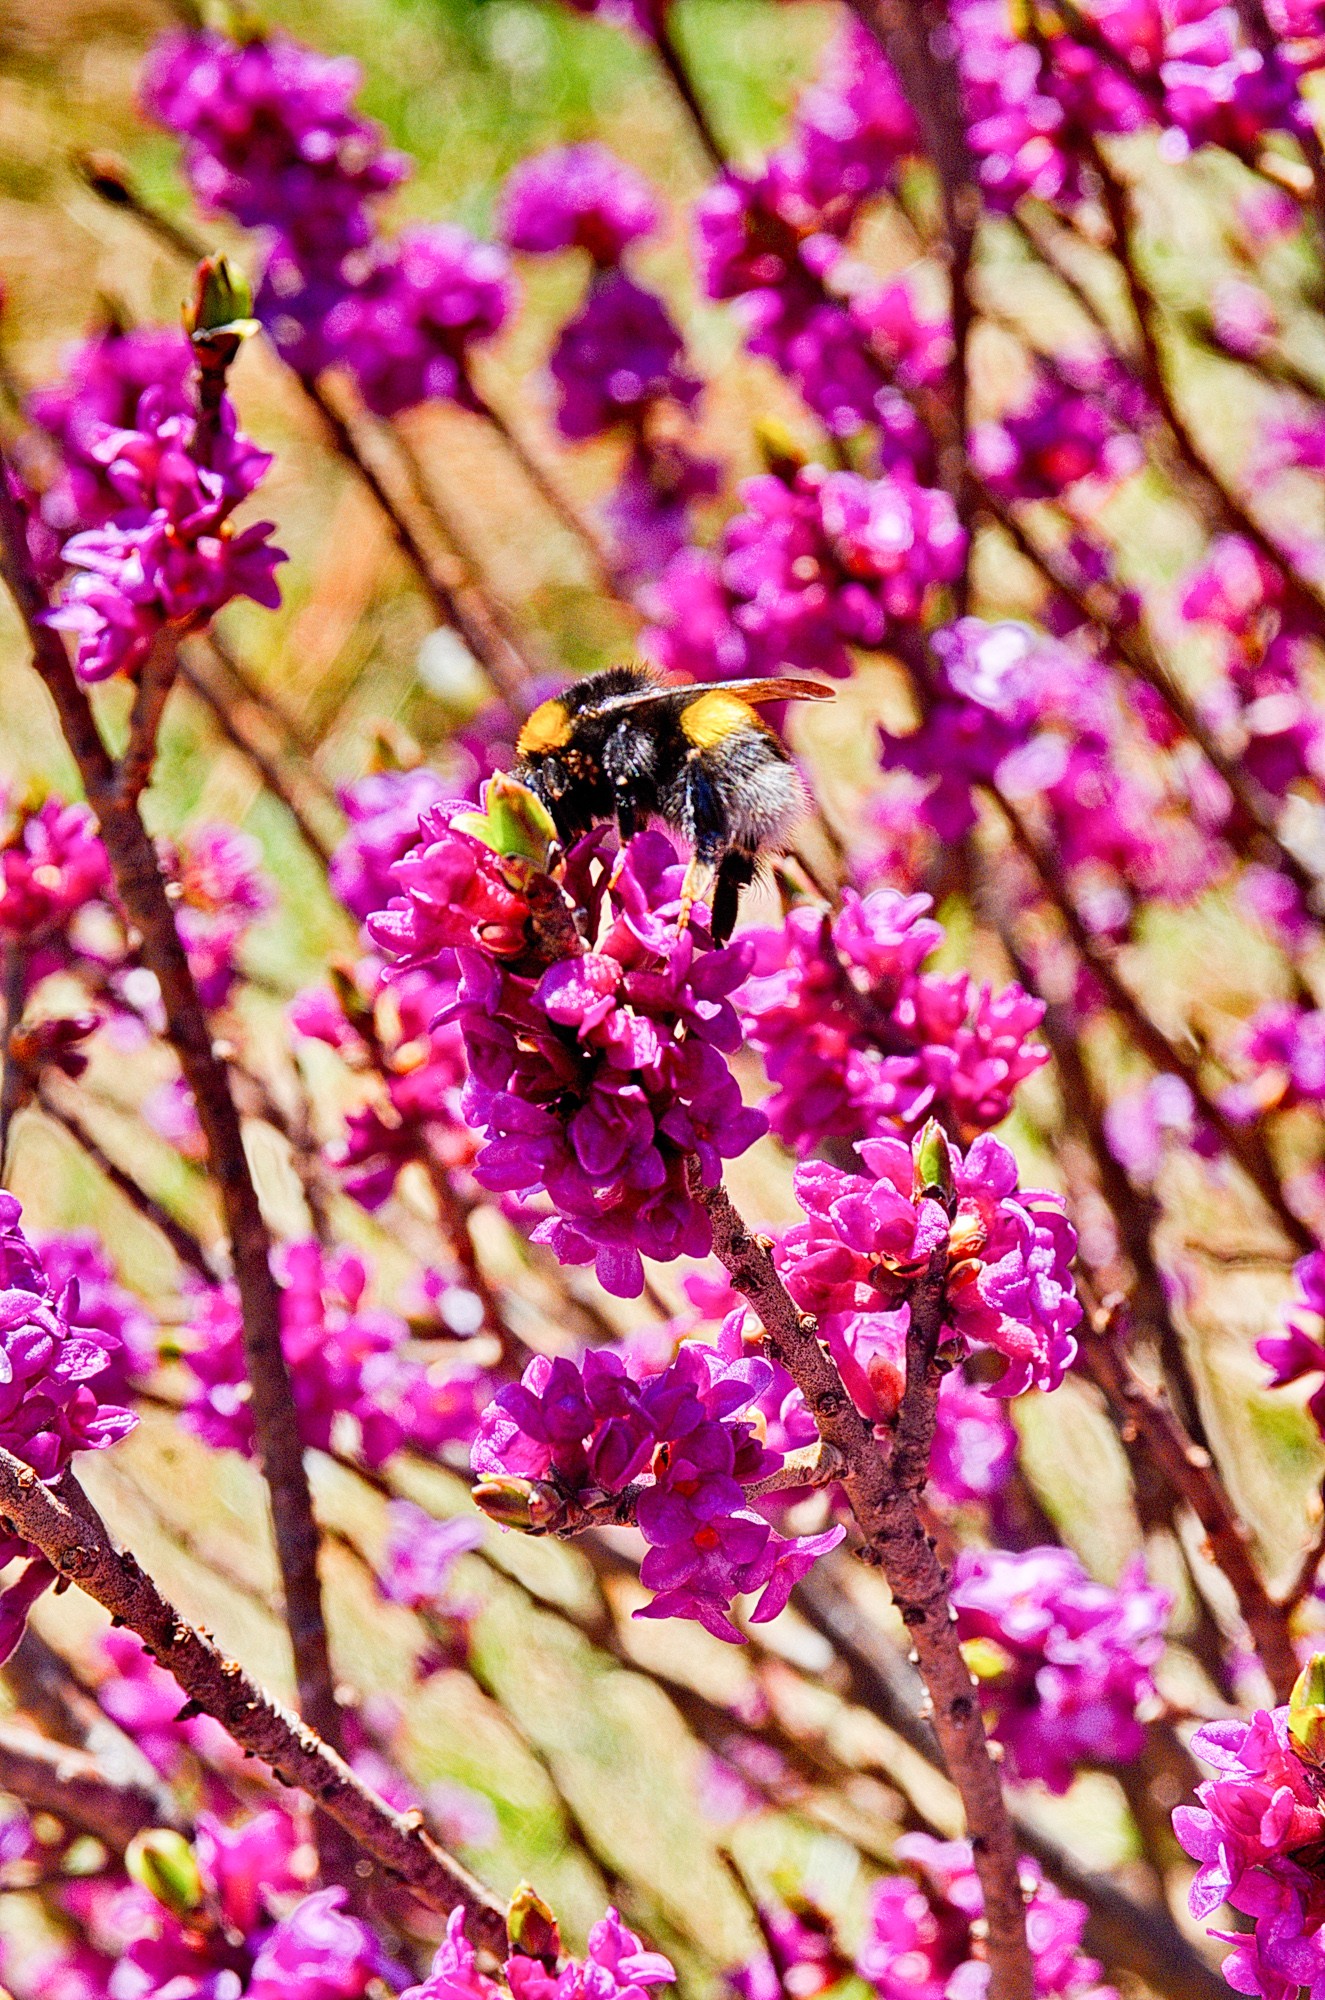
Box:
[118,631,179,809]
[987,785,1316,1253]
[0,462,348,1841]
[174,648,341,871]
[0,1717,181,1850]
[34,1079,218,1282]
[468,387,626,602]
[0,943,27,1183]
[1091,137,1325,644]
[651,15,727,172]
[844,0,979,562]
[0,1455,507,1949]
[1078,1305,1299,1702]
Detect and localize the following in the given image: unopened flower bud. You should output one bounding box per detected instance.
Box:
[959,1635,1016,1682]
[125,1829,204,1917]
[185,254,259,344]
[1291,1653,1325,1766]
[753,415,808,481]
[508,1883,561,1966]
[472,1477,540,1530]
[914,1119,954,1203]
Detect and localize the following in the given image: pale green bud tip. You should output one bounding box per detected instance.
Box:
[915,1118,954,1201]
[453,774,557,869]
[125,1829,204,1916]
[472,1477,539,1530]
[185,255,259,342]
[1290,1653,1325,1762]
[508,1883,561,1963]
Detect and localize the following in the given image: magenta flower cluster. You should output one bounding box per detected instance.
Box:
[182,1239,486,1468]
[693,22,924,443]
[1184,536,1325,801]
[0,1192,136,1661]
[950,0,1323,216]
[20,326,194,583]
[858,1833,1118,2000]
[779,1131,1082,1417]
[0,794,110,980]
[370,821,766,1298]
[950,1545,1170,1793]
[143,30,513,416]
[643,464,965,686]
[738,886,1047,1154]
[501,142,710,580]
[474,1337,842,1641]
[1174,1708,1325,2000]
[502,143,660,264]
[881,615,1226,936]
[44,388,284,683]
[401,1903,675,2000]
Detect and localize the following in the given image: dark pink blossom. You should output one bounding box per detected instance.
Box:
[182,1240,486,1467]
[951,1545,1170,1791]
[371,821,766,1298]
[501,145,661,262]
[643,467,964,685]
[24,326,193,565]
[859,1834,1118,2000]
[44,392,285,683]
[550,274,698,442]
[779,1132,1081,1414]
[1174,1707,1325,2000]
[739,888,1046,1153]
[141,30,408,265]
[473,1336,843,1641]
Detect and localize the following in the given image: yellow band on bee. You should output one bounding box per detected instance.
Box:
[679,689,754,751]
[516,698,573,757]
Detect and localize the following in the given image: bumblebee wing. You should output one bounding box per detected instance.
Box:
[592,674,835,716]
[691,676,836,706]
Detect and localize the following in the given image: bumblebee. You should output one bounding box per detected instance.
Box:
[511,665,834,944]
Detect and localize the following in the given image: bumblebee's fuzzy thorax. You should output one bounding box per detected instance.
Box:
[510,666,831,943]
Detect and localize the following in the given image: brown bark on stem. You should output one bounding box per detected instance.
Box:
[692,1167,1034,2000]
[0,1716,182,1850]
[0,1455,507,1949]
[1079,1311,1299,1702]
[0,464,348,1868]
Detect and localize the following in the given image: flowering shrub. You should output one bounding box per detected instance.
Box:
[3,3,1325,1998]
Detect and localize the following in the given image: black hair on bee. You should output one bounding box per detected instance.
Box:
[511,665,834,944]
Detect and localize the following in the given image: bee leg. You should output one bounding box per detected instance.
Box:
[677,856,716,937]
[607,795,641,891]
[676,756,728,938]
[711,849,756,945]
